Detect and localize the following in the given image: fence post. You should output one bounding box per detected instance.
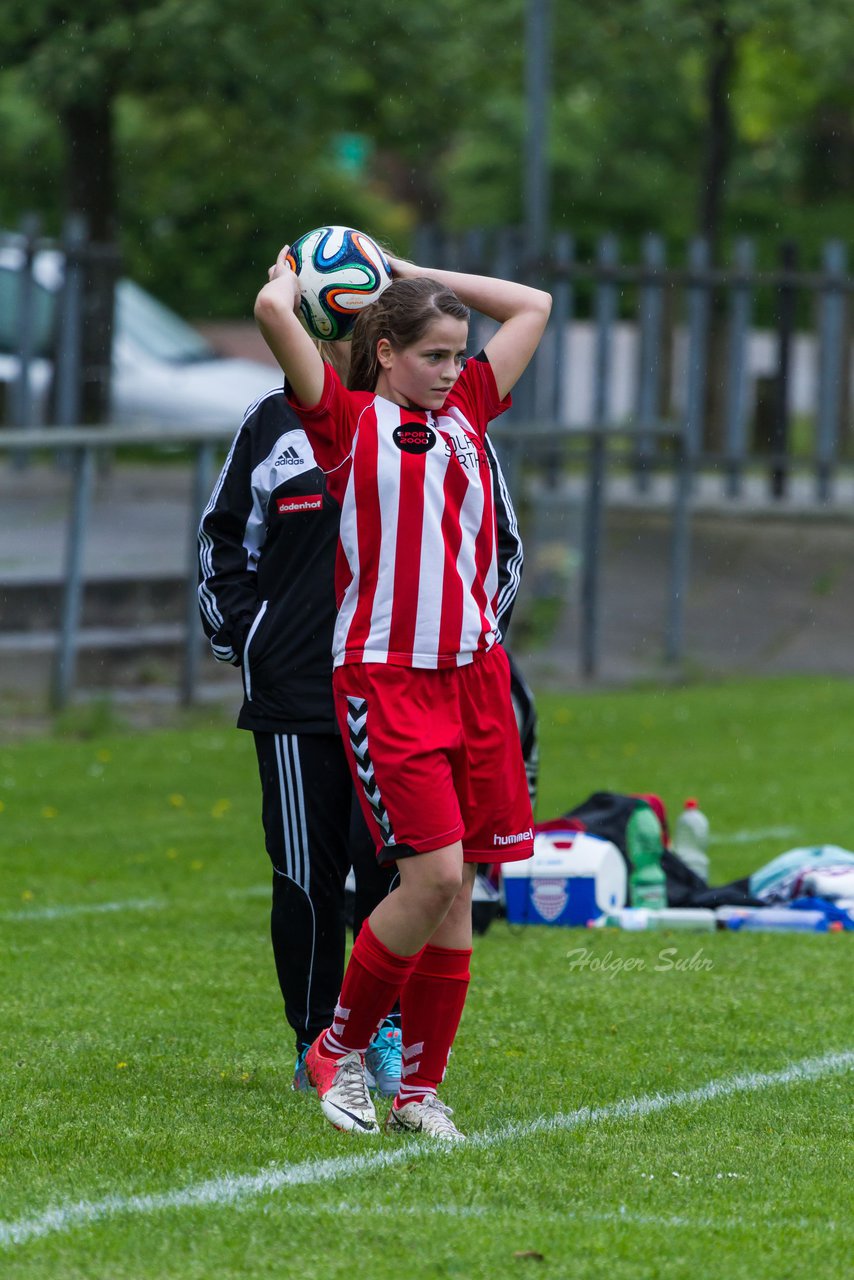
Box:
[634,232,666,490]
[551,232,574,427]
[815,240,847,503]
[51,444,96,710]
[579,234,619,678]
[770,241,798,499]
[46,216,91,711]
[683,237,710,465]
[665,238,709,665]
[463,227,488,353]
[53,215,87,428]
[524,0,552,268]
[723,238,754,498]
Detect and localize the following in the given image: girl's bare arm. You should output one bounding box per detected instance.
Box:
[254,248,326,407]
[387,255,552,401]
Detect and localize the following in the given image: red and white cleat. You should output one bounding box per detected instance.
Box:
[304,1034,379,1134]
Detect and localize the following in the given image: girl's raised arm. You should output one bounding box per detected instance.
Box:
[254,248,326,408]
[387,256,552,401]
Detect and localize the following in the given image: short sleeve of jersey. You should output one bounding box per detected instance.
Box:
[286,364,361,473]
[442,352,512,440]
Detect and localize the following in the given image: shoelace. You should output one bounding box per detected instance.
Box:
[370,1024,401,1070]
[418,1095,460,1134]
[334,1054,373,1112]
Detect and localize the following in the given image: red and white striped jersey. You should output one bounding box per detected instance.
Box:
[290,354,511,669]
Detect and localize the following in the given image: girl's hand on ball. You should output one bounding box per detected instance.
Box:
[266,248,302,309]
[268,246,294,281]
[386,253,416,279]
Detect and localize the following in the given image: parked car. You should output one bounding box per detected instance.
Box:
[0,241,279,429]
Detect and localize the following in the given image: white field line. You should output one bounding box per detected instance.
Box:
[0,886,269,924]
[1,898,165,923]
[1,1048,851,1250]
[709,826,797,845]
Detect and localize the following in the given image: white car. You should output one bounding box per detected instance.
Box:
[0,241,279,429]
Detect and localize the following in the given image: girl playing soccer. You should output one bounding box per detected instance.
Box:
[255,245,551,1139]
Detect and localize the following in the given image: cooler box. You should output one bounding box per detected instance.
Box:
[502,830,627,926]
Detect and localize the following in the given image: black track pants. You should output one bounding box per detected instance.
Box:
[253,731,393,1048]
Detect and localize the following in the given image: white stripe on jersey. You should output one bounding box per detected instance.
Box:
[411,434,452,663]
[365,398,404,662]
[334,424,364,663]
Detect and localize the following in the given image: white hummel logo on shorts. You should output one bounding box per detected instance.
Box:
[493,827,534,846]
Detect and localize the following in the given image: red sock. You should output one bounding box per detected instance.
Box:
[396,944,472,1106]
[321,920,423,1057]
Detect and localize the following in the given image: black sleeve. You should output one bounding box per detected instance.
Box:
[197,398,272,665]
[486,435,524,640]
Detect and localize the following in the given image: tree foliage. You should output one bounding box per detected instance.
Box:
[0,0,852,316]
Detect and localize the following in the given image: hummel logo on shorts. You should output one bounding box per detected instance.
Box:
[493,827,534,846]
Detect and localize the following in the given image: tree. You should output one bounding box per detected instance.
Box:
[2,0,854,323]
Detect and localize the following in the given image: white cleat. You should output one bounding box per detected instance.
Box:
[385,1094,466,1142]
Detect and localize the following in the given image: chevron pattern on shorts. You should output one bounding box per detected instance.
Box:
[346,696,395,845]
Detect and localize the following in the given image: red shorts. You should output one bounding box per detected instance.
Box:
[333,645,534,865]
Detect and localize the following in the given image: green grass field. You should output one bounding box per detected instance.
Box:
[1,676,852,1278]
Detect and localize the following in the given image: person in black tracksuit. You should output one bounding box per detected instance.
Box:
[197,380,534,1083]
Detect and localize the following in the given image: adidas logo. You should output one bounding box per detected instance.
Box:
[275,446,304,466]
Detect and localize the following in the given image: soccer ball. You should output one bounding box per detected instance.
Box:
[286,225,392,341]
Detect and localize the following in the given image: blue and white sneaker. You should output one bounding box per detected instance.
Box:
[292,1042,312,1092]
[364,1016,402,1097]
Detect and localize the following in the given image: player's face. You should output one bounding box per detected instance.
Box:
[376,315,469,411]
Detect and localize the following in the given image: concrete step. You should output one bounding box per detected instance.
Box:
[0,568,238,700]
[0,622,185,653]
[0,617,239,698]
[0,576,187,632]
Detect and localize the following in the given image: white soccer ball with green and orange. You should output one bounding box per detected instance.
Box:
[286,225,392,341]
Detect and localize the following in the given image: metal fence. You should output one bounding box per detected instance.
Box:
[2,224,854,705]
[420,228,854,680]
[417,226,853,498]
[0,424,223,710]
[5,220,852,475]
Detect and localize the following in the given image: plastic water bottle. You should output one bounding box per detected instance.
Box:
[627,804,668,910]
[594,907,716,931]
[594,907,652,931]
[729,907,828,933]
[673,798,710,882]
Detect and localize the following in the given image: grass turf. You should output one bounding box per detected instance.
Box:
[1,675,852,1278]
